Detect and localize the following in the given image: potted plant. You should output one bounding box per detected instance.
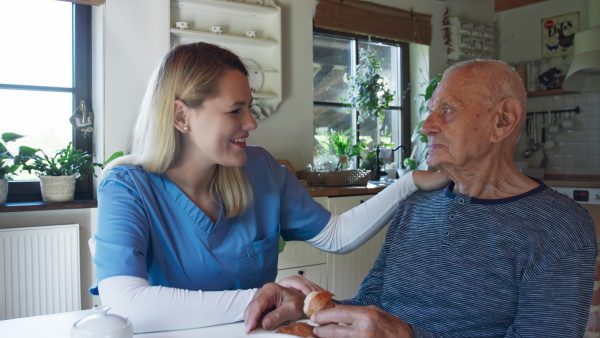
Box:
[0,133,37,204]
[23,142,98,203]
[403,73,442,170]
[317,128,367,171]
[341,48,396,123]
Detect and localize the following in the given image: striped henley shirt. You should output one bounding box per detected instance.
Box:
[341,181,596,337]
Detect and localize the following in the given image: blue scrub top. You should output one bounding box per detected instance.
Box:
[90,146,330,295]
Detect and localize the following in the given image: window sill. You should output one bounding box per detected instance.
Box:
[0,199,97,213]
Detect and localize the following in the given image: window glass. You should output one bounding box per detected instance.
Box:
[314,105,353,167]
[313,35,353,103]
[0,90,72,180]
[313,33,406,172]
[0,0,72,88]
[0,1,92,202]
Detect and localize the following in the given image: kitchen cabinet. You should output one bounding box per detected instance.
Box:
[169,0,282,118]
[276,264,328,289]
[447,17,495,61]
[276,194,387,300]
[526,88,573,97]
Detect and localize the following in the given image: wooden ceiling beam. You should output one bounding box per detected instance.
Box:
[494,0,548,12]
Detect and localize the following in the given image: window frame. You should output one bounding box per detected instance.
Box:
[2,3,93,203]
[313,27,411,168]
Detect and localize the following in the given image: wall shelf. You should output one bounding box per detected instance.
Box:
[170,0,282,121]
[170,29,279,47]
[527,88,573,97]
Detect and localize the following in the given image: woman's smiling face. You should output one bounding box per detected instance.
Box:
[182,69,258,168]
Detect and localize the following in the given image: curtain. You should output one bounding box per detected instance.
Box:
[314,0,432,45]
[56,0,105,5]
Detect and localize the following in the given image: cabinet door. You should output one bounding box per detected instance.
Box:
[326,195,388,300]
[277,197,328,269]
[276,264,328,290]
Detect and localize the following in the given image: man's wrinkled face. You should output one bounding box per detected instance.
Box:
[421,68,496,172]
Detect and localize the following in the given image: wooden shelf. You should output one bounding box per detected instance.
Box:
[173,0,278,15]
[170,0,282,119]
[527,88,573,97]
[170,29,279,47]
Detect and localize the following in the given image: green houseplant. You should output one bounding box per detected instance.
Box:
[0,132,37,204]
[341,48,396,123]
[23,142,98,203]
[317,128,367,171]
[403,73,442,170]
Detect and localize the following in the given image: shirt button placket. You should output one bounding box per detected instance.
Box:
[440,196,467,248]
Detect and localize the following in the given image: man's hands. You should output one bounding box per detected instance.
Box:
[311,304,413,338]
[244,280,307,333]
[245,277,413,337]
[412,170,450,191]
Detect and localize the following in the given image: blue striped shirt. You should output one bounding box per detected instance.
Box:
[340,182,596,337]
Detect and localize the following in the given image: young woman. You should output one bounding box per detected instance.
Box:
[91,42,448,333]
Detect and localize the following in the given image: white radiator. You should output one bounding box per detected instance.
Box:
[0,224,81,320]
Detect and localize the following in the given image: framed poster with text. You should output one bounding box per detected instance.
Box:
[542,12,580,59]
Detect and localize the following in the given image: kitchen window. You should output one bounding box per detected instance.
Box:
[0,0,93,203]
[313,29,410,169]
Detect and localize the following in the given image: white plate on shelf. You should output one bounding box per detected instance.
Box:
[242,59,263,93]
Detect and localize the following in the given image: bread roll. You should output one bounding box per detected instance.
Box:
[303,290,335,318]
[276,322,315,337]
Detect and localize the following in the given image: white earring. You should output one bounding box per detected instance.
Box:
[183,126,189,131]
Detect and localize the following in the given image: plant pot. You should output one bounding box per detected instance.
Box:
[40,175,77,203]
[0,178,7,205]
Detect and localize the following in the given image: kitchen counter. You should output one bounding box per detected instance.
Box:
[543,175,600,188]
[306,183,386,197]
[305,175,600,198]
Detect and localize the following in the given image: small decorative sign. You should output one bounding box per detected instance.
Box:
[541,12,580,59]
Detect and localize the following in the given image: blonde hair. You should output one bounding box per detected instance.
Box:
[106,42,253,218]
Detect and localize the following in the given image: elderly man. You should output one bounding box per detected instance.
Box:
[244,59,596,337]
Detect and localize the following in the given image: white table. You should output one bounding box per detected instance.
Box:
[0,309,300,337]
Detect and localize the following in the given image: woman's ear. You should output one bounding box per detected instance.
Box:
[173,99,188,133]
[490,98,522,143]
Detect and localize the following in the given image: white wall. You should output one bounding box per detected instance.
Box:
[495,0,588,63]
[494,0,600,175]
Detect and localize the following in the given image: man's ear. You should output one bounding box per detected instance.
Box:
[490,98,522,143]
[173,99,188,133]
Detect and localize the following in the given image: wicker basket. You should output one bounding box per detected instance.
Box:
[297,169,370,187]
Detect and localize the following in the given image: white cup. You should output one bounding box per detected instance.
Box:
[245,30,257,38]
[544,139,556,150]
[386,168,397,180]
[562,118,575,131]
[175,22,188,30]
[210,26,223,34]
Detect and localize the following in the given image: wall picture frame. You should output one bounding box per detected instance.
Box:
[541,12,580,59]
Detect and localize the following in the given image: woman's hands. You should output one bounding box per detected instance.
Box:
[412,170,450,191]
